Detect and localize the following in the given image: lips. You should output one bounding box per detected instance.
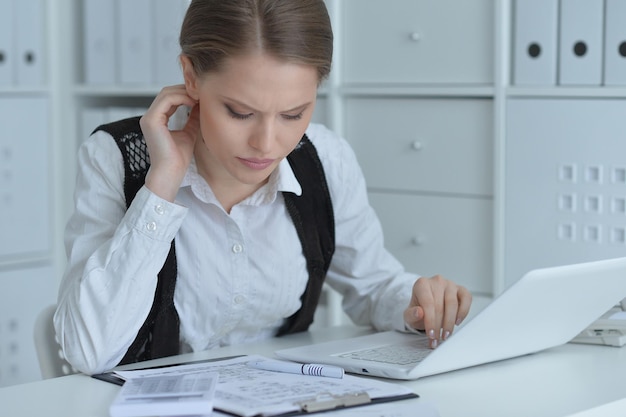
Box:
[238,157,275,170]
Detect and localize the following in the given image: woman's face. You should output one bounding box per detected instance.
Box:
[183,52,319,190]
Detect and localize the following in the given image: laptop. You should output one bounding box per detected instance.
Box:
[276,257,626,380]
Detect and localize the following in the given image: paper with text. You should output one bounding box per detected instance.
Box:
[115,355,415,417]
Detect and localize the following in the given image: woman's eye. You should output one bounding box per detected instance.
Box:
[282,112,303,121]
[226,105,252,120]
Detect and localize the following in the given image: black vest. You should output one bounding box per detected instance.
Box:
[94,117,335,365]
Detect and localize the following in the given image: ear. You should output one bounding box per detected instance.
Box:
[180,55,200,100]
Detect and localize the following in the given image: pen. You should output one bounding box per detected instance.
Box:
[247,359,344,379]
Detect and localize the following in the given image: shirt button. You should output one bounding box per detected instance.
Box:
[232,243,243,253]
[146,221,157,231]
[234,295,245,304]
[154,204,165,215]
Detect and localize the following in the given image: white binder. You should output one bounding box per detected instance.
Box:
[84,0,117,85]
[118,0,153,85]
[558,0,604,85]
[512,0,558,86]
[604,0,626,85]
[14,0,44,86]
[153,0,189,85]
[0,97,49,257]
[0,0,15,86]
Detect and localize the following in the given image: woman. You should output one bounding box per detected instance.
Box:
[55,0,472,375]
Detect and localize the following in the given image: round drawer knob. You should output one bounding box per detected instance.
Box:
[410,32,421,42]
[411,141,423,151]
[411,235,426,246]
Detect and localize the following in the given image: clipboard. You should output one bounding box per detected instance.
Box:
[92,355,243,386]
[93,355,418,416]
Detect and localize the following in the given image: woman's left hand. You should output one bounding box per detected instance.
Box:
[403,275,472,348]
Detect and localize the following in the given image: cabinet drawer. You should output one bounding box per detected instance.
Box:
[505,98,626,287]
[341,0,494,84]
[345,98,493,196]
[369,192,492,294]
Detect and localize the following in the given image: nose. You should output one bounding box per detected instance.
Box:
[249,119,275,153]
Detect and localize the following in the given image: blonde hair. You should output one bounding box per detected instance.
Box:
[180,0,333,83]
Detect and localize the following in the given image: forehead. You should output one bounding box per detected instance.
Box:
[199,52,318,110]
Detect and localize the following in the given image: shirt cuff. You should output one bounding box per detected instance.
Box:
[123,186,188,242]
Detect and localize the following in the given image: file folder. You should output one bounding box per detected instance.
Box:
[558,0,604,85]
[512,0,558,86]
[83,0,117,85]
[604,0,626,85]
[15,0,44,86]
[153,0,189,85]
[0,0,15,86]
[118,0,153,84]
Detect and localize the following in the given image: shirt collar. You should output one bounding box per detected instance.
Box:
[180,156,302,206]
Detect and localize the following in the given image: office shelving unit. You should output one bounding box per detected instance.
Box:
[0,0,65,387]
[4,0,626,387]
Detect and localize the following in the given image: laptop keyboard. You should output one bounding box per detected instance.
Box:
[337,338,432,365]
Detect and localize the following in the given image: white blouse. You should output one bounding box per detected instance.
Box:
[54,122,419,374]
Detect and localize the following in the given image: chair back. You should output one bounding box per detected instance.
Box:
[33,305,76,379]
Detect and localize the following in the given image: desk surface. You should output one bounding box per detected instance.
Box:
[2,325,626,417]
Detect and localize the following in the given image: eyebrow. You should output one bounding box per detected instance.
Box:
[221,96,312,114]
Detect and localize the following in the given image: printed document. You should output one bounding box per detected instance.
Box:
[113,355,417,417]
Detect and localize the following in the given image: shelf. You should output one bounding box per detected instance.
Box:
[0,88,49,96]
[74,85,161,97]
[0,254,52,272]
[340,84,495,98]
[73,85,332,99]
[367,187,493,201]
[507,86,626,99]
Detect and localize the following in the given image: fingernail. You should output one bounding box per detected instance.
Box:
[444,331,450,340]
[428,329,435,339]
[431,338,438,348]
[456,318,462,326]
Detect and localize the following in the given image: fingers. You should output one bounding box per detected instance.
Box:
[456,285,472,325]
[439,289,455,341]
[141,85,198,134]
[420,275,444,348]
[403,305,424,327]
[183,103,201,136]
[406,275,472,349]
[141,85,200,202]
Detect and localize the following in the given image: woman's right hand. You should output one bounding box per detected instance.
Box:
[140,84,200,202]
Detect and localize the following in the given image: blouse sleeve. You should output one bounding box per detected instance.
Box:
[306,123,419,332]
[54,131,188,374]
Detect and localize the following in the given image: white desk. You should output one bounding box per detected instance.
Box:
[2,325,626,417]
